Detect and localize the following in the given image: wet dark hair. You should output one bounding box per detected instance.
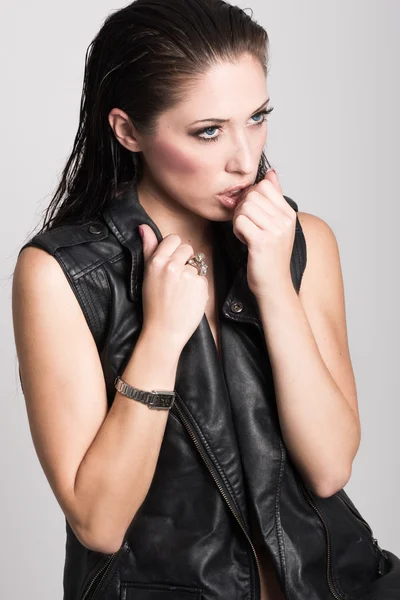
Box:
[34,0,271,235]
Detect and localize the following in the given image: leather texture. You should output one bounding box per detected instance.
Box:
[18,182,400,599]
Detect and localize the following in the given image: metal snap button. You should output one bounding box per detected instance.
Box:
[88,223,105,235]
[230,301,244,313]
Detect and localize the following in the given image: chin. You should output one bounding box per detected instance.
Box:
[206,206,235,223]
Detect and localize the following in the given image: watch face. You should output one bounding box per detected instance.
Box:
[150,393,174,408]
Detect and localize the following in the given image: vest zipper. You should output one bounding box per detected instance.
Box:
[80,542,127,600]
[300,482,346,600]
[302,483,386,589]
[172,400,263,600]
[336,491,385,575]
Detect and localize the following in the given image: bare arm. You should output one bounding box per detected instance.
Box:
[12,247,182,554]
[255,213,359,498]
[74,332,179,554]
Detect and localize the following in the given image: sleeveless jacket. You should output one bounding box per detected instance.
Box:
[18,182,400,600]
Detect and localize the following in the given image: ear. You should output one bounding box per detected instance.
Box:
[108,108,142,152]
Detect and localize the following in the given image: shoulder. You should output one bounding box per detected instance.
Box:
[297,211,340,267]
[14,224,107,327]
[296,211,343,306]
[13,243,97,378]
[13,244,86,323]
[15,218,124,352]
[297,211,337,241]
[17,218,123,280]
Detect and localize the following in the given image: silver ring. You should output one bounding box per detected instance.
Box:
[186,252,208,276]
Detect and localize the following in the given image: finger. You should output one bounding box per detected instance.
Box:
[234,200,271,230]
[264,168,283,194]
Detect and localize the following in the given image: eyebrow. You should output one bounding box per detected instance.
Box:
[189,97,270,126]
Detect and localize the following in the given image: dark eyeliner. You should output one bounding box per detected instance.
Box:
[195,106,274,143]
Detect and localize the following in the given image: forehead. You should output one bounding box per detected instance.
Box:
[158,54,268,125]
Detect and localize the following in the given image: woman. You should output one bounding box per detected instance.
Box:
[12,1,400,599]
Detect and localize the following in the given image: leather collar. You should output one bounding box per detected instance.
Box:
[99,180,301,332]
[100,181,252,306]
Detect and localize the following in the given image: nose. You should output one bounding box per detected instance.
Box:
[225,133,254,175]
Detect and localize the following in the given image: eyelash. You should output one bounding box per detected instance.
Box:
[195,106,275,143]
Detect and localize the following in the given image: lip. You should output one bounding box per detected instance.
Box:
[216,186,250,209]
[219,182,253,195]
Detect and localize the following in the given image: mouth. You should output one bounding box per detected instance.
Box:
[219,182,253,195]
[216,185,251,208]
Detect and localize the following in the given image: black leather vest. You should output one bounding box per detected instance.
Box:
[19,182,400,600]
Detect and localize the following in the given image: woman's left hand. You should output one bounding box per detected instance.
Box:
[232,169,297,298]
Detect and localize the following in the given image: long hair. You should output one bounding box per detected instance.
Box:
[34,0,271,235]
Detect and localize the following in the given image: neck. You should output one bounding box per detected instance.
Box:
[136,176,214,253]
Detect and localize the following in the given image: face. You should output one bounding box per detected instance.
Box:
[123,53,269,222]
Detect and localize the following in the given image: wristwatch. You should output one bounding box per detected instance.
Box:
[114,375,175,410]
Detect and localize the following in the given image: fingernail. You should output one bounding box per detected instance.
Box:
[138,225,144,239]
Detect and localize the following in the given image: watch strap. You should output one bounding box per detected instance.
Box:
[114,375,175,410]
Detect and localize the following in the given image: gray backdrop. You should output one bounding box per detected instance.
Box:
[2,0,399,596]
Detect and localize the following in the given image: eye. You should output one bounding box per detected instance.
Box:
[195,106,275,143]
[197,125,220,142]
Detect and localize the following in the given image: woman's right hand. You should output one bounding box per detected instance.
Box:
[138,223,209,353]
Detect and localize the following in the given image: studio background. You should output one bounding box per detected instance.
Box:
[2,0,399,596]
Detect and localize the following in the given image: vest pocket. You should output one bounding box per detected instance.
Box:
[120,582,203,600]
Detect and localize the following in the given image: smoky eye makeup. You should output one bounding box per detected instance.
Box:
[191,106,275,143]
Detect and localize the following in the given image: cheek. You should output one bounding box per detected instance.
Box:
[153,139,201,174]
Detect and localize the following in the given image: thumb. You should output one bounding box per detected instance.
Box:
[138,224,159,264]
[264,167,283,194]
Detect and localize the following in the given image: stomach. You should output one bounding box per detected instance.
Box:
[256,546,286,600]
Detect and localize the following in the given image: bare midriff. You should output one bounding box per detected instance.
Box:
[250,507,286,600]
[256,545,286,600]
